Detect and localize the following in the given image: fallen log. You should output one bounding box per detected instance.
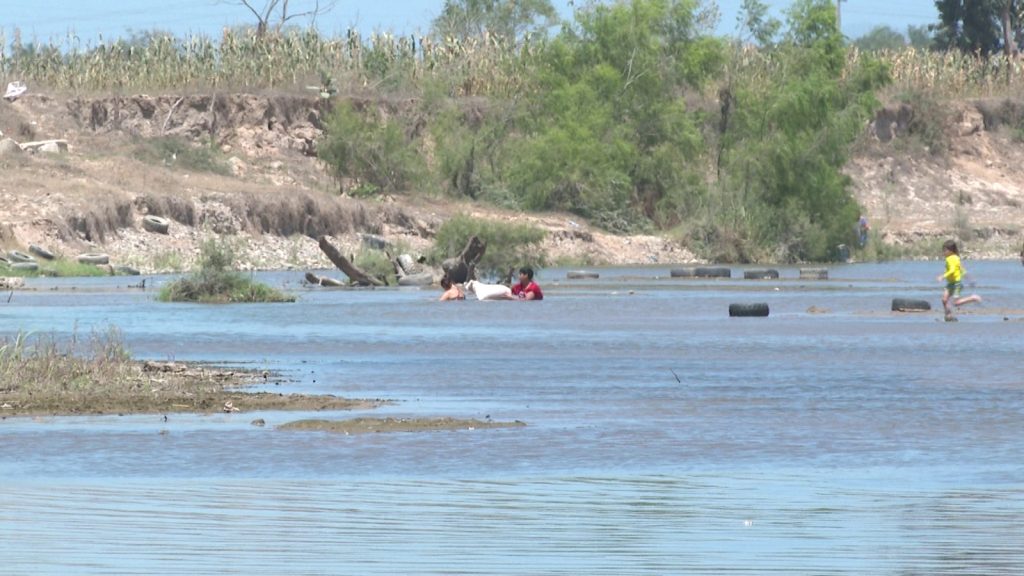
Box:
[316,236,385,286]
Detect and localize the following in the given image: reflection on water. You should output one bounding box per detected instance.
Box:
[1,261,1023,574]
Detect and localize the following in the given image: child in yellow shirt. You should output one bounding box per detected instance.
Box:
[937,239,982,321]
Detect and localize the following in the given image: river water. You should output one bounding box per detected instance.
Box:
[1,261,1022,575]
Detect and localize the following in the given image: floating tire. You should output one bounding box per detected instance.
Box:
[729,302,770,317]
[7,250,35,263]
[744,269,779,280]
[566,270,600,280]
[11,261,39,272]
[142,215,170,234]
[695,266,731,278]
[891,298,931,312]
[112,265,141,276]
[799,267,828,280]
[28,244,56,260]
[670,267,696,278]
[77,253,110,265]
[397,272,434,286]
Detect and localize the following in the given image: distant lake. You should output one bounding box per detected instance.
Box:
[1,261,1022,575]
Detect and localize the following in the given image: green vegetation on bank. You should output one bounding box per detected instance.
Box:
[0,257,111,278]
[6,0,1024,262]
[158,239,295,303]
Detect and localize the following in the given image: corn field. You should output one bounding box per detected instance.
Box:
[0,28,542,98]
[858,47,1024,99]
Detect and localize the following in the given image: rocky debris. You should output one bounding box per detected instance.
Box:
[0,277,25,290]
[20,139,68,154]
[0,138,22,156]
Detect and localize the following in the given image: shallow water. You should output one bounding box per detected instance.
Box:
[1,261,1022,574]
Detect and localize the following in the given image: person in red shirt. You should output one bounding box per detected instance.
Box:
[509,266,543,301]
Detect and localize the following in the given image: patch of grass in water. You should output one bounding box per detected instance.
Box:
[157,239,294,303]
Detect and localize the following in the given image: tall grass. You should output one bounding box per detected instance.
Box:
[0,328,133,402]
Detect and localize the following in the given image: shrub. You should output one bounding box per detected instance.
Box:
[429,213,546,279]
[158,239,294,303]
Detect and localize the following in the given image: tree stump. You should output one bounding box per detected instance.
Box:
[442,235,486,284]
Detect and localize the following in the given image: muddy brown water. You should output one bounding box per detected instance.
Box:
[1,261,1023,575]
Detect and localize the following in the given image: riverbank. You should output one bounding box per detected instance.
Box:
[2,93,1023,273]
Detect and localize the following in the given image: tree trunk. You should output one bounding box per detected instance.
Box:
[1004,2,1015,60]
[441,235,486,284]
[317,235,385,286]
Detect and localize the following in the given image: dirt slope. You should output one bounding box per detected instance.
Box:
[849,100,1024,258]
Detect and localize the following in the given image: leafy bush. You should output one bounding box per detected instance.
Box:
[158,239,294,303]
[429,213,546,279]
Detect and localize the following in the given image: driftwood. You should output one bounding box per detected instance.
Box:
[442,235,486,284]
[316,235,385,286]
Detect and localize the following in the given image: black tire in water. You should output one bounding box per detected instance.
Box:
[729,303,770,317]
[566,271,600,280]
[670,268,696,278]
[744,269,779,280]
[113,265,141,276]
[695,266,731,278]
[799,267,828,280]
[891,298,931,312]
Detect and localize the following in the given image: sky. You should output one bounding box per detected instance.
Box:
[1,1,939,45]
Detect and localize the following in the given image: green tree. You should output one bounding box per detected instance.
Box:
[504,0,724,230]
[715,0,889,261]
[432,0,559,42]
[737,0,781,46]
[853,25,907,51]
[932,0,1018,55]
[318,101,425,195]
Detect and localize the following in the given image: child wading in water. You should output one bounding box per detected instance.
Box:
[937,239,982,321]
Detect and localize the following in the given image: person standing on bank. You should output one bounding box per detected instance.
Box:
[858,214,870,248]
[508,266,543,301]
[937,239,981,321]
